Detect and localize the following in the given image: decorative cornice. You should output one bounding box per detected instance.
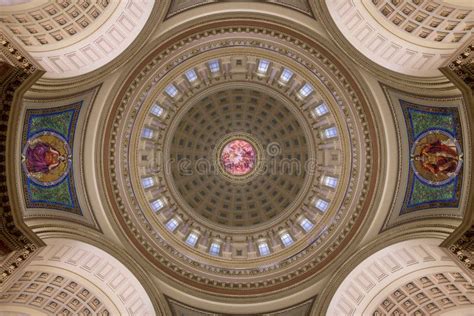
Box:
[445,226,474,277]
[0,31,44,291]
[441,36,474,94]
[440,36,474,278]
[164,0,314,20]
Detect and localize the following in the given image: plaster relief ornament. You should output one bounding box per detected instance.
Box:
[220,139,257,176]
[411,130,463,186]
[22,131,71,186]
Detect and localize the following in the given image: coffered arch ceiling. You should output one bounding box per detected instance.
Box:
[325,238,474,316]
[318,0,474,78]
[0,238,160,315]
[0,0,161,78]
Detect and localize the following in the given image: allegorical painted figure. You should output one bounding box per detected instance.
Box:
[411,130,462,185]
[22,132,71,186]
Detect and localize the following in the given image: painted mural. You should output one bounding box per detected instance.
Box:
[220,139,257,176]
[22,131,71,186]
[21,103,82,215]
[411,130,462,186]
[401,101,463,214]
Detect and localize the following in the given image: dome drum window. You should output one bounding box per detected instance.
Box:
[150,104,164,117]
[323,176,338,189]
[166,218,179,232]
[314,198,329,212]
[258,242,271,256]
[257,59,270,74]
[141,128,154,139]
[279,68,293,83]
[185,232,199,247]
[323,127,338,139]
[209,242,221,256]
[208,60,220,73]
[298,83,314,98]
[141,177,154,189]
[313,102,329,117]
[151,199,165,212]
[299,218,314,232]
[280,232,294,247]
[165,84,178,98]
[185,69,198,83]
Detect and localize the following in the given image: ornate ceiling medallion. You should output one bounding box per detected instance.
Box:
[215,132,264,182]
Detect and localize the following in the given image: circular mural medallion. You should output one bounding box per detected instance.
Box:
[213,132,265,184]
[220,139,257,176]
[411,130,463,186]
[22,131,71,186]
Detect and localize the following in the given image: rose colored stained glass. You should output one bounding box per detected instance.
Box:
[220,139,257,176]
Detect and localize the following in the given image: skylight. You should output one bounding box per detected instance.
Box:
[150,104,164,117]
[279,68,293,83]
[315,199,329,212]
[166,218,179,232]
[165,84,178,98]
[314,103,329,117]
[141,177,154,189]
[299,83,313,97]
[185,69,198,82]
[258,242,270,256]
[257,59,270,74]
[280,233,294,247]
[185,232,199,247]
[208,60,220,73]
[209,242,221,256]
[151,199,164,212]
[323,176,338,189]
[300,218,314,232]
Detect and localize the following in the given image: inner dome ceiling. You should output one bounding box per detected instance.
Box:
[169,87,309,228]
[102,19,381,296]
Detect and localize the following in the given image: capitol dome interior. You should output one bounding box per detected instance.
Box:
[0,0,473,315]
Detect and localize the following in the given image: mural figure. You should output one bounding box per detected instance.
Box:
[411,130,462,185]
[22,132,71,186]
[26,142,64,173]
[415,140,458,175]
